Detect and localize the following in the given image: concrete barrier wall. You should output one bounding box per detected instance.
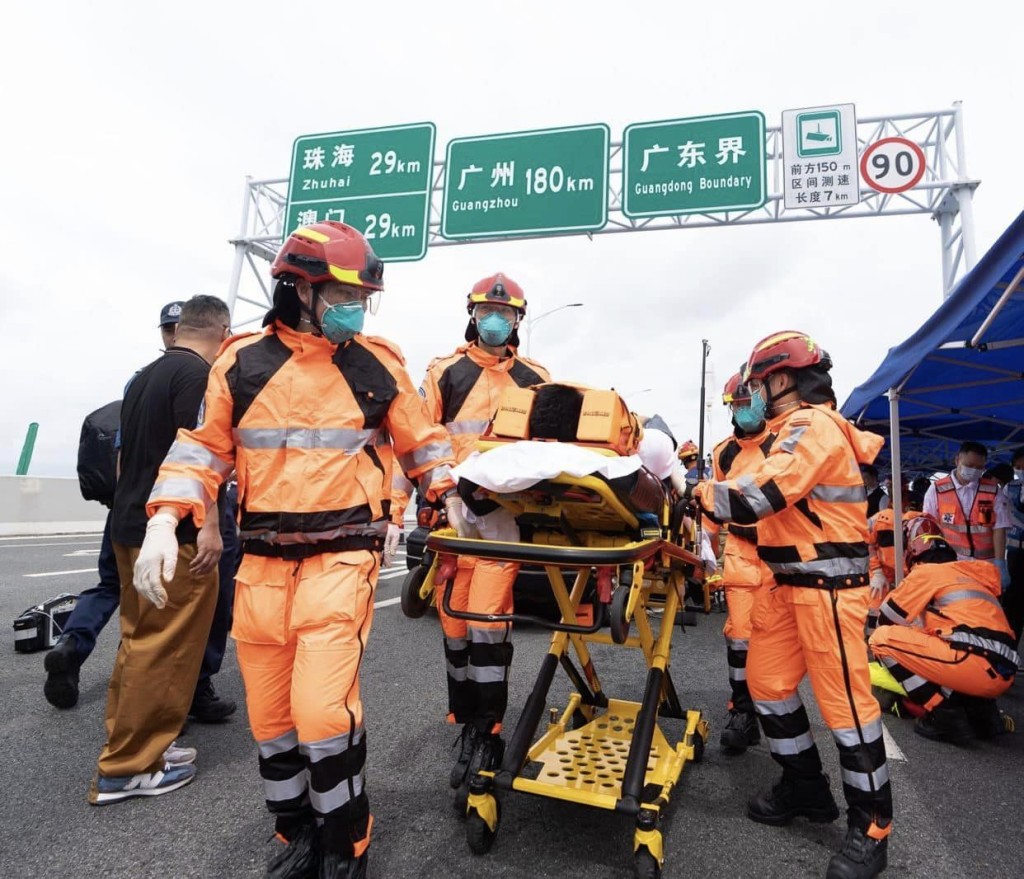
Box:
[0,476,107,536]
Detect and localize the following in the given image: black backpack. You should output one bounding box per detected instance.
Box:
[77,400,121,507]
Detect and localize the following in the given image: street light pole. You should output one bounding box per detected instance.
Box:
[524,302,584,356]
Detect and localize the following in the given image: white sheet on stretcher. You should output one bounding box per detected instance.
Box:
[450,440,644,494]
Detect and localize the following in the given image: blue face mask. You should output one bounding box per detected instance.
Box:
[733,390,767,434]
[477,312,514,347]
[320,300,365,344]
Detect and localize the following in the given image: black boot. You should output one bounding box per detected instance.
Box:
[449,723,480,789]
[720,708,760,752]
[189,678,237,723]
[44,634,80,709]
[747,773,840,826]
[826,825,888,878]
[319,850,367,879]
[266,822,318,879]
[913,700,972,744]
[962,697,1008,739]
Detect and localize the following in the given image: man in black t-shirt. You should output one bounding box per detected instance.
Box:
[89,295,232,806]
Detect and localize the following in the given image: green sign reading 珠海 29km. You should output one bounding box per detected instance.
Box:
[285,123,435,261]
[623,111,766,217]
[441,124,609,239]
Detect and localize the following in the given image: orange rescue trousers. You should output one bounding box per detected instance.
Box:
[233,549,378,858]
[748,584,892,834]
[724,586,756,713]
[869,626,1015,710]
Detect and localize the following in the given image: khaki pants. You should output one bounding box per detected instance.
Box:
[98,543,218,776]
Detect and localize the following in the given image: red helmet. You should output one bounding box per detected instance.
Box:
[271,221,384,291]
[745,331,829,382]
[677,439,699,462]
[467,273,527,315]
[904,515,950,570]
[722,372,752,405]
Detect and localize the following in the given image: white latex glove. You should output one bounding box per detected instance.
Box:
[869,570,889,601]
[133,512,180,609]
[383,523,401,567]
[444,494,476,538]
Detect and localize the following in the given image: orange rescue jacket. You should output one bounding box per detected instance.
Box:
[147,324,455,555]
[704,427,778,588]
[695,403,884,589]
[879,560,1019,677]
[867,508,923,583]
[934,475,1000,560]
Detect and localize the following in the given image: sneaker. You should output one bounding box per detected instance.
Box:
[189,678,237,723]
[163,741,197,766]
[267,822,319,879]
[87,763,196,805]
[826,825,889,878]
[44,635,80,709]
[449,724,481,789]
[720,708,760,752]
[319,849,367,879]
[747,774,840,826]
[913,701,972,744]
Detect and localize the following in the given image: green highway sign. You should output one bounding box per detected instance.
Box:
[285,123,435,261]
[623,111,766,217]
[441,124,609,239]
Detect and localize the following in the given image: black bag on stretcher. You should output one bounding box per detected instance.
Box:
[12,593,78,653]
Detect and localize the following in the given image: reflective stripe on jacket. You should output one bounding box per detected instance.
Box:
[147,325,455,547]
[879,560,1019,676]
[935,476,999,560]
[695,403,884,589]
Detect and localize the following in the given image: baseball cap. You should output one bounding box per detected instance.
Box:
[159,301,185,327]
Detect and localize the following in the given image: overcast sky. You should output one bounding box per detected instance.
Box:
[2,2,1021,477]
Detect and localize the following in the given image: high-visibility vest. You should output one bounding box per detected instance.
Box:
[934,476,999,560]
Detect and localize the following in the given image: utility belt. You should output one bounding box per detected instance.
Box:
[773,572,869,590]
[242,535,384,560]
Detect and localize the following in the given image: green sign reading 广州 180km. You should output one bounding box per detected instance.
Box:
[623,111,766,217]
[285,123,435,262]
[441,124,609,239]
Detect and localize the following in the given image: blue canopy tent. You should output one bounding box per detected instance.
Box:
[840,209,1024,580]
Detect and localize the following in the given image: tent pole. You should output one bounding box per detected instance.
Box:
[888,387,905,586]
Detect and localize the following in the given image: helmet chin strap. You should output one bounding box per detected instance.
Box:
[297,286,324,336]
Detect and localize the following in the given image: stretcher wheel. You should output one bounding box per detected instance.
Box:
[400,566,430,619]
[634,845,662,879]
[610,585,631,644]
[466,796,500,855]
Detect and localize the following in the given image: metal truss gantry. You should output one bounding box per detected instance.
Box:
[226,104,978,329]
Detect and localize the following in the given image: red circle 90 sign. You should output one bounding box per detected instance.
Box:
[860,137,927,194]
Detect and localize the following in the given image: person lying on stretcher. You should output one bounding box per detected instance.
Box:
[444,382,717,571]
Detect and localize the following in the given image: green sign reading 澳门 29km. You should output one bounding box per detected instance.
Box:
[285,123,435,262]
[623,111,766,217]
[441,124,609,239]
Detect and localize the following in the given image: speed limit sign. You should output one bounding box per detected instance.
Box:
[860,137,927,193]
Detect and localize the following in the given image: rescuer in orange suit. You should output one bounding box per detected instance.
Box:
[866,488,923,634]
[692,331,892,879]
[870,516,1019,743]
[701,372,780,754]
[416,273,550,806]
[134,221,456,879]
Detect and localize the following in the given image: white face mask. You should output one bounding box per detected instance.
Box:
[1014,468,1024,482]
[956,465,983,484]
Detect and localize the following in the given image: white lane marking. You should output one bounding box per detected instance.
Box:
[881,720,907,763]
[64,549,100,557]
[24,568,96,578]
[0,540,102,549]
[378,569,409,581]
[375,597,401,609]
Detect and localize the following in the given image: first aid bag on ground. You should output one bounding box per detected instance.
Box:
[13,593,78,653]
